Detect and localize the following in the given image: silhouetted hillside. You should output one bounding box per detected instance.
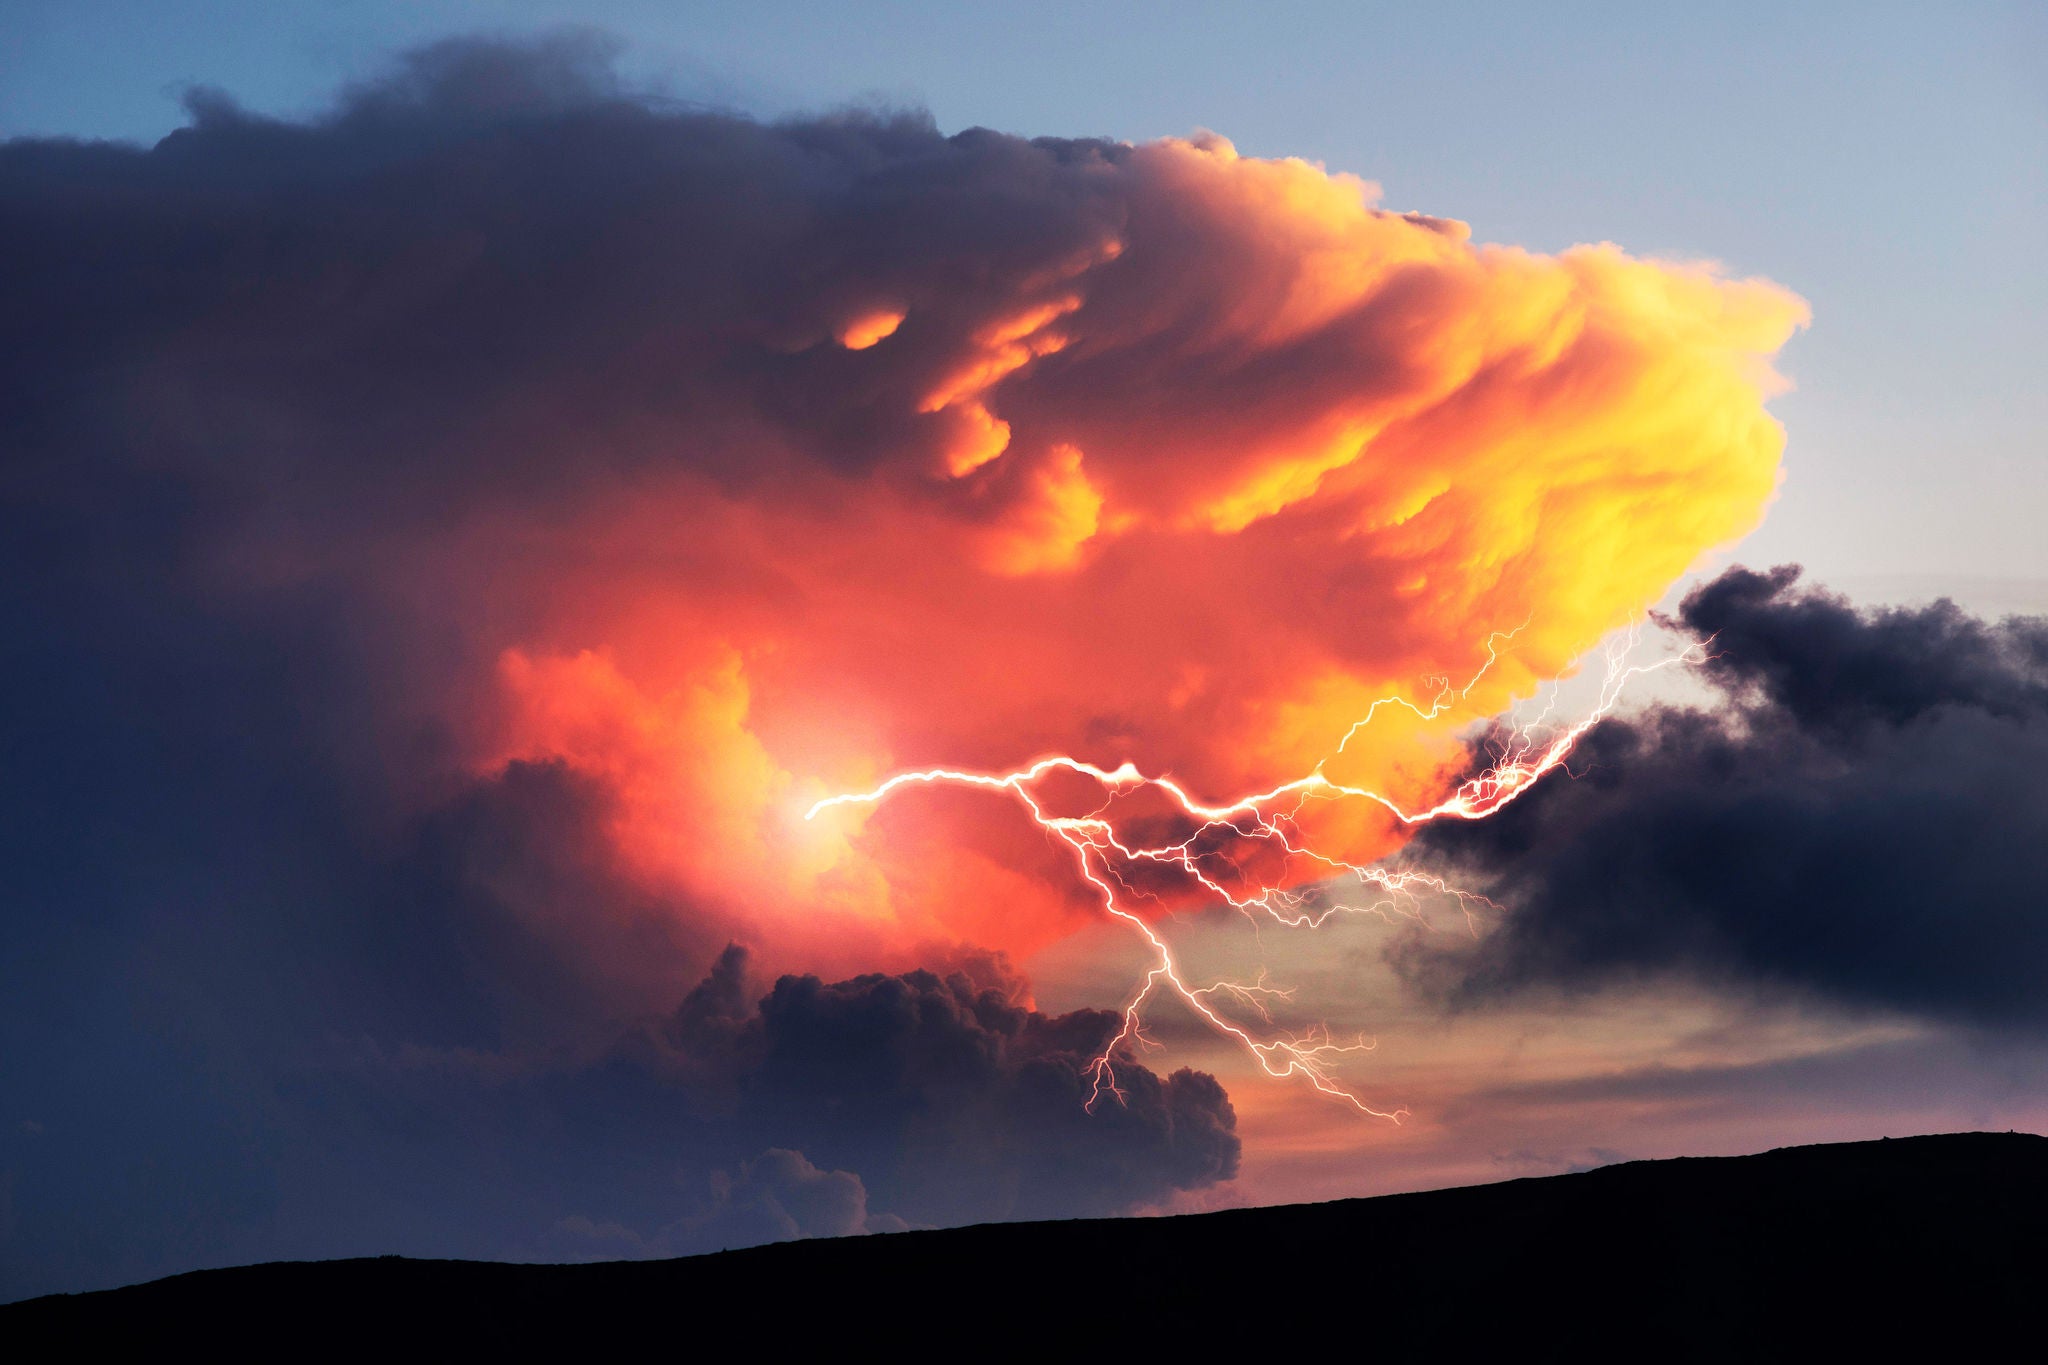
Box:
[9,1132,2043,1354]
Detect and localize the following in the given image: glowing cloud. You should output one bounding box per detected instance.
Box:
[466,130,1806,978]
[43,67,1805,987]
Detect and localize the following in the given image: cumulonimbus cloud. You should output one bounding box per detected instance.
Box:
[0,32,1839,1298]
[0,35,1806,971]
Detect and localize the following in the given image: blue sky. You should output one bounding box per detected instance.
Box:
[5,1,2044,593]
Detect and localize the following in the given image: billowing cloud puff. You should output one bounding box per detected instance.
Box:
[277,948,1236,1268]
[1410,567,2048,1030]
[689,1147,907,1247]
[545,1149,904,1263]
[1,34,1805,970]
[664,946,1241,1225]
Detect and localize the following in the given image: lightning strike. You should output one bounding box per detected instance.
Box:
[807,627,1708,1116]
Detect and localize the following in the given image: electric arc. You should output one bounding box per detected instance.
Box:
[811,628,1705,1113]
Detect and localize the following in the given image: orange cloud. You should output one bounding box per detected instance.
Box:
[452,132,1805,970]
[837,307,906,351]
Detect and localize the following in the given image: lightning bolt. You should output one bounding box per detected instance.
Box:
[807,626,1705,1117]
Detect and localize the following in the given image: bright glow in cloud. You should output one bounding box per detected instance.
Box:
[465,132,1807,981]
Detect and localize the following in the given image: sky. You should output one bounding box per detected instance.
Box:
[2,2,2045,1303]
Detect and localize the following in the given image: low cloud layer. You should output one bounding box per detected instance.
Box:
[282,948,1235,1262]
[663,946,1240,1225]
[1413,566,2048,1030]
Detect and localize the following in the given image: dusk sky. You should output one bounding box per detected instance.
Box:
[3,3,2044,1302]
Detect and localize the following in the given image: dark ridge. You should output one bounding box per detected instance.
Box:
[8,1132,2043,1353]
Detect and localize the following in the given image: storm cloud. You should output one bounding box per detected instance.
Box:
[1412,565,2048,1030]
[664,946,1240,1225]
[2,27,1807,959]
[2,31,1804,1300]
[276,946,1236,1269]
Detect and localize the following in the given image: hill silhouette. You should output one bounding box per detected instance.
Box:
[8,1131,2043,1354]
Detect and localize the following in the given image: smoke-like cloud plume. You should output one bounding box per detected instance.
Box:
[1411,566,2048,1030]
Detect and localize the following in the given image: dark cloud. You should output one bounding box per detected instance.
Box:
[693,951,1241,1226]
[541,1147,905,1262]
[685,1147,907,1249]
[520,947,1244,1252]
[1411,566,2048,1030]
[265,949,1235,1268]
[0,33,1247,1301]
[376,757,731,1050]
[1680,564,2048,736]
[0,30,1128,532]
